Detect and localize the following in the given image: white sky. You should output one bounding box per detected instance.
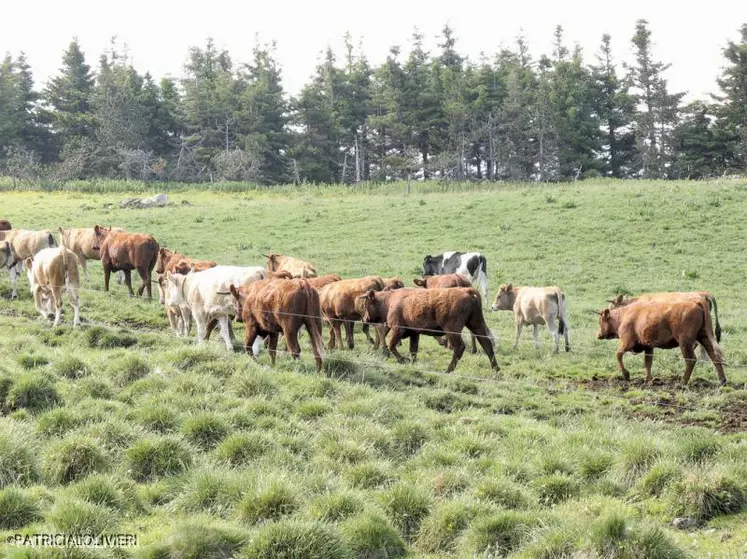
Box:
[4,0,747,102]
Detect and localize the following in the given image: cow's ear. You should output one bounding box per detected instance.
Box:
[601,309,611,318]
[94,225,100,234]
[366,290,376,301]
[413,278,424,287]
[229,284,239,299]
[506,283,513,291]
[58,227,63,233]
[24,257,33,270]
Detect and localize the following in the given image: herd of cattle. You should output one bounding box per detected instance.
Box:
[0,219,728,385]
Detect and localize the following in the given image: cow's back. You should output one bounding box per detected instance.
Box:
[320,276,384,316]
[7,229,56,258]
[623,300,706,346]
[103,232,158,268]
[190,266,266,315]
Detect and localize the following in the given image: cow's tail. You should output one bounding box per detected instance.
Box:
[47,232,57,248]
[707,295,721,343]
[554,287,567,335]
[302,281,325,359]
[477,255,489,303]
[467,289,493,348]
[62,247,79,287]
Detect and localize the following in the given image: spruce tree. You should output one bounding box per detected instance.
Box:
[712,24,747,170]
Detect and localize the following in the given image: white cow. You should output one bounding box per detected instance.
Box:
[166,266,267,351]
[4,229,57,298]
[422,252,489,304]
[24,247,81,327]
[491,283,570,353]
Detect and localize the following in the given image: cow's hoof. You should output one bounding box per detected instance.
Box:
[396,357,409,364]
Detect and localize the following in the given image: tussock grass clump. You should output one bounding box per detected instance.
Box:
[237,480,301,524]
[143,518,249,559]
[46,498,117,534]
[125,436,193,481]
[296,399,331,419]
[585,515,688,559]
[391,421,430,457]
[378,483,431,540]
[171,468,245,517]
[667,470,745,522]
[181,413,230,450]
[172,347,220,372]
[74,377,114,400]
[214,432,275,466]
[344,462,394,489]
[86,326,137,349]
[239,520,349,559]
[532,475,580,506]
[342,511,407,558]
[0,426,39,488]
[516,524,580,558]
[589,513,628,557]
[6,373,61,413]
[0,373,12,407]
[231,370,278,398]
[636,463,682,497]
[54,356,90,379]
[675,431,722,464]
[538,452,576,476]
[68,474,140,513]
[135,402,180,433]
[0,486,42,529]
[44,436,110,485]
[17,353,50,370]
[320,435,372,466]
[423,390,471,413]
[109,354,150,386]
[461,510,537,557]
[37,408,83,437]
[474,477,533,509]
[82,418,143,453]
[310,491,364,522]
[579,451,614,481]
[415,500,477,554]
[615,438,661,486]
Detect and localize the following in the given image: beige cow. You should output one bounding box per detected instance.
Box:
[58,227,127,283]
[3,229,57,298]
[263,253,317,278]
[24,247,80,326]
[491,284,570,353]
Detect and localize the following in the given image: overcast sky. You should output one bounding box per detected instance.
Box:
[5,0,746,102]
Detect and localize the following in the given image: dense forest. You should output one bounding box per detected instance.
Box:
[1,20,746,185]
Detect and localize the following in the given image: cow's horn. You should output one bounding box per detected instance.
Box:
[589,309,602,315]
[216,291,231,295]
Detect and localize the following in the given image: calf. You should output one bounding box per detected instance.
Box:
[422,252,488,302]
[166,265,267,351]
[93,225,159,299]
[24,247,80,326]
[596,298,726,385]
[3,229,57,298]
[58,227,125,283]
[319,276,386,350]
[360,287,499,373]
[414,274,477,353]
[492,284,570,353]
[229,278,325,372]
[263,253,317,278]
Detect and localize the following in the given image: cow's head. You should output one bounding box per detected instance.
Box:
[24,257,35,291]
[383,277,404,291]
[422,255,438,276]
[166,272,186,306]
[596,308,618,340]
[156,247,174,274]
[268,270,293,280]
[413,278,428,288]
[606,294,631,309]
[228,284,247,321]
[262,253,280,272]
[358,290,381,324]
[91,225,112,250]
[491,284,515,311]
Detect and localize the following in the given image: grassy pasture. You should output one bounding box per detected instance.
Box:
[0,178,746,558]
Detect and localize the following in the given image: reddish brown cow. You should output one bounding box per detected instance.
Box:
[413,273,477,353]
[155,247,217,276]
[267,270,294,280]
[306,274,342,290]
[0,220,11,231]
[93,225,159,299]
[382,277,405,291]
[360,287,499,373]
[596,298,726,385]
[230,278,324,372]
[319,276,386,350]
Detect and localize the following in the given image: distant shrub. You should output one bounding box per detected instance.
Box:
[6,373,61,413]
[310,492,364,522]
[342,511,407,558]
[17,354,50,370]
[239,520,349,559]
[667,471,745,522]
[109,355,150,386]
[532,475,580,506]
[125,436,193,481]
[181,413,230,450]
[214,432,275,466]
[0,487,42,529]
[55,356,90,379]
[237,480,300,524]
[46,498,117,535]
[44,436,110,484]
[378,483,431,540]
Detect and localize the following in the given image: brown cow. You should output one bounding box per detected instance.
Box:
[263,253,317,278]
[267,270,294,280]
[319,276,386,350]
[306,274,342,290]
[58,227,125,283]
[93,225,159,299]
[360,287,499,373]
[596,298,726,386]
[229,278,324,372]
[382,277,405,291]
[414,273,477,353]
[0,220,11,231]
[155,247,217,276]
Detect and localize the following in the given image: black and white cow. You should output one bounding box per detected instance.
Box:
[422,252,489,302]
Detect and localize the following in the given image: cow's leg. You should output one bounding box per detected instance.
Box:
[103,265,111,292]
[563,322,571,353]
[533,324,540,349]
[374,324,389,352]
[387,328,407,363]
[205,318,220,340]
[466,314,500,371]
[244,323,259,357]
[470,334,477,354]
[409,333,420,362]
[123,270,134,297]
[331,320,344,350]
[547,319,560,354]
[616,346,631,381]
[285,329,301,360]
[696,343,708,362]
[181,307,192,336]
[194,311,207,344]
[697,336,727,386]
[78,255,88,282]
[51,286,64,326]
[445,333,466,373]
[67,284,80,327]
[680,344,697,385]
[217,316,233,351]
[344,320,355,350]
[9,264,20,299]
[167,307,179,335]
[267,333,280,365]
[136,267,148,298]
[361,323,376,345]
[33,287,46,320]
[643,348,654,383]
[512,321,523,350]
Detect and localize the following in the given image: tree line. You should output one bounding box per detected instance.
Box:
[1,20,746,185]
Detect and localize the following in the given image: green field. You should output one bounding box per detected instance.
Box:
[1,179,746,558]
